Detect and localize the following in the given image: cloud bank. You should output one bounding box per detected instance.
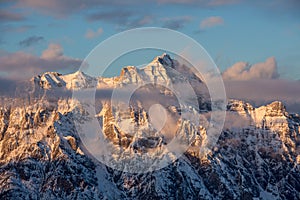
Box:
[0,43,82,80]
[224,79,300,113]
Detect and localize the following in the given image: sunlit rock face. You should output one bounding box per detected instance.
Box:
[0,55,299,199]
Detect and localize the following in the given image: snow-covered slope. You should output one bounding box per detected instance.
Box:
[0,54,299,199]
[32,71,97,90]
[31,54,203,90]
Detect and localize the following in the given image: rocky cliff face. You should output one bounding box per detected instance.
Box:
[0,54,299,199]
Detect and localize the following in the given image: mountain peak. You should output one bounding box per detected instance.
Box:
[42,71,62,76]
[61,70,97,89]
[73,70,84,76]
[265,101,287,116]
[267,101,285,110]
[73,70,90,76]
[153,53,174,67]
[117,55,176,86]
[33,71,65,89]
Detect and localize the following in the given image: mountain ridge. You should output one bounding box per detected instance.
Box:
[0,54,299,199]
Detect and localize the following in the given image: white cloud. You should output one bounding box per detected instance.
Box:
[222,57,279,80]
[85,27,103,39]
[200,16,224,29]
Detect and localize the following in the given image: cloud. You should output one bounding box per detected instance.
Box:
[208,0,240,6]
[224,79,300,113]
[19,36,44,47]
[222,57,279,80]
[0,25,35,33]
[126,15,153,28]
[157,0,239,6]
[13,0,240,18]
[251,0,300,17]
[0,77,18,97]
[86,10,152,29]
[85,28,103,39]
[14,0,100,17]
[41,43,64,59]
[0,10,25,21]
[0,43,82,80]
[15,0,151,18]
[8,0,298,21]
[86,10,132,23]
[200,16,224,29]
[223,112,251,130]
[162,16,192,30]
[222,57,299,113]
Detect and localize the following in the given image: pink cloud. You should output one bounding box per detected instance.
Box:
[222,57,300,113]
[41,43,64,59]
[85,27,103,39]
[222,57,279,80]
[200,16,224,29]
[0,10,25,21]
[0,43,82,80]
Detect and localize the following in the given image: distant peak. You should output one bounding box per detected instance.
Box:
[266,101,286,112]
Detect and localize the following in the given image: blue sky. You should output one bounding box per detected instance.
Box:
[0,0,300,80]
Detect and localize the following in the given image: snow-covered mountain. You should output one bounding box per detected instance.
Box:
[30,54,202,89]
[0,54,299,199]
